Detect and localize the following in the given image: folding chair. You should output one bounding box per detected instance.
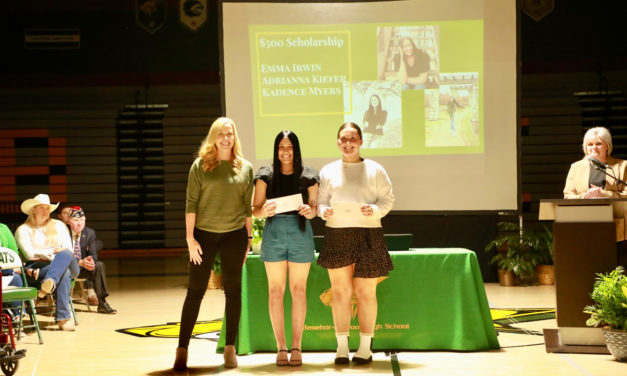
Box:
[72,278,92,312]
[30,279,79,326]
[15,247,79,326]
[0,247,43,344]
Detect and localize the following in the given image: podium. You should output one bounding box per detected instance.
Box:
[539,199,624,352]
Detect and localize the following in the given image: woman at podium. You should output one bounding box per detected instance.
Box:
[563,126,627,265]
[563,126,627,199]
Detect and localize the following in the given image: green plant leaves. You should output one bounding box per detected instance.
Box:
[586,266,627,330]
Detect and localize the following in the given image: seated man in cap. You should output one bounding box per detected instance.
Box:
[67,207,116,314]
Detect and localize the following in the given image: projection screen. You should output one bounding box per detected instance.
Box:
[221,0,518,211]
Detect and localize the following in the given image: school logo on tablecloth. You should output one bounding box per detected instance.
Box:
[179,0,207,32]
[136,0,167,34]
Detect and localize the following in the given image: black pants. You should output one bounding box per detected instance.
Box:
[78,261,109,300]
[178,226,248,348]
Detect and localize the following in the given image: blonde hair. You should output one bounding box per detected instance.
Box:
[583,126,613,156]
[197,117,244,173]
[25,214,58,246]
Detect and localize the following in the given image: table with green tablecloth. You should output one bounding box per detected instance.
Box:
[217,248,499,354]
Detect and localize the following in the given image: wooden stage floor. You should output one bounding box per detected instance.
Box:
[12,276,626,376]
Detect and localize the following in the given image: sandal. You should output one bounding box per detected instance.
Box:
[276,349,289,366]
[288,348,302,366]
[26,268,40,281]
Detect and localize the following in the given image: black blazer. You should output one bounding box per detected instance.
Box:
[73,226,99,262]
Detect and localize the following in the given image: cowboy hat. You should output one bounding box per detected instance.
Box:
[20,193,60,215]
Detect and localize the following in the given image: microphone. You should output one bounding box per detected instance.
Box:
[588,156,608,169]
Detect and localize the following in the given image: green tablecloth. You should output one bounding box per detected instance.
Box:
[218,248,499,354]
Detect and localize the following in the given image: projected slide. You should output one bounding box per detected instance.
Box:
[249,21,483,160]
[223,0,517,211]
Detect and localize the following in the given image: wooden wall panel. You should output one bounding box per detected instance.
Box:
[0,84,221,249]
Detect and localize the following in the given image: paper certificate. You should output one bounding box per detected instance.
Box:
[331,202,364,220]
[272,193,304,214]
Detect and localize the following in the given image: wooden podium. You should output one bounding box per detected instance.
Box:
[539,199,624,351]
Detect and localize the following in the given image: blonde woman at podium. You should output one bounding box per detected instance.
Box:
[563,126,627,199]
[318,122,395,365]
[563,126,627,264]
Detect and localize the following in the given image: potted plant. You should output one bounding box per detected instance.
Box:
[527,225,554,285]
[584,266,627,362]
[251,217,265,254]
[484,222,537,286]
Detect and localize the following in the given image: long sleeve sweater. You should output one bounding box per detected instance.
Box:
[186,157,254,233]
[15,219,72,260]
[318,158,394,228]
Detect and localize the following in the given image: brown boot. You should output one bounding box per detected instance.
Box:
[223,345,237,368]
[173,347,187,371]
[57,318,75,331]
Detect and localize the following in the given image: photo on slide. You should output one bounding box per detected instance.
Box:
[377,25,439,91]
[424,72,480,147]
[343,80,402,149]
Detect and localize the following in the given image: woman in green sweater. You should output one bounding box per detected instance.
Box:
[174,117,254,370]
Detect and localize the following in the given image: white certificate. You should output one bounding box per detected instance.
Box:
[331,202,364,220]
[272,193,304,214]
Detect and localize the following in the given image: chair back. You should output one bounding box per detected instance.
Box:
[0,246,22,269]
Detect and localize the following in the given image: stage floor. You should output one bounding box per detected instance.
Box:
[13,276,625,376]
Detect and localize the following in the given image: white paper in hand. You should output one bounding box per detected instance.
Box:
[273,193,304,214]
[331,202,364,220]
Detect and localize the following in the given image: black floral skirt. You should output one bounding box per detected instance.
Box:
[317,227,394,278]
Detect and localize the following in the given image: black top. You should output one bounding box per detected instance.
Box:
[394,48,430,76]
[254,166,319,214]
[363,109,388,135]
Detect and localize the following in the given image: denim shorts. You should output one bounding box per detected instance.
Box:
[260,215,315,263]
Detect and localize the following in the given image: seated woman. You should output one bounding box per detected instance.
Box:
[14,193,80,331]
[563,126,627,199]
[397,37,430,90]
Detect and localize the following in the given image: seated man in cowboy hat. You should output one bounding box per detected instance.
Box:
[67,206,116,314]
